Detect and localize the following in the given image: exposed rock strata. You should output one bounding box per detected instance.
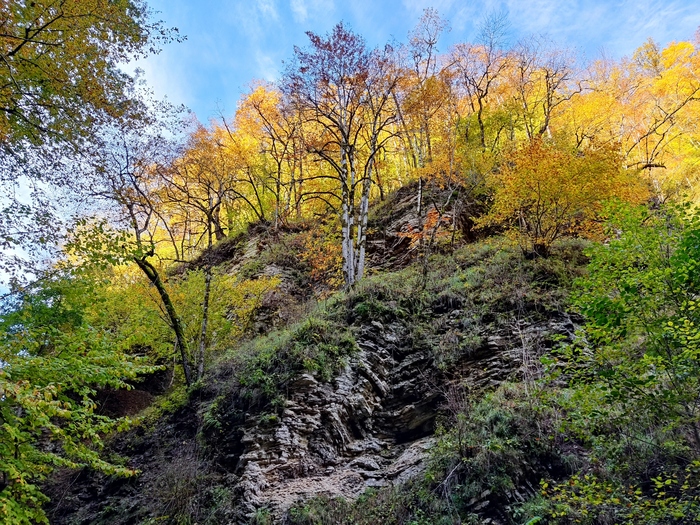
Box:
[45,306,575,524]
[219,315,576,522]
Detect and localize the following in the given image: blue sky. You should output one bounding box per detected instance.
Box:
[136,0,700,122]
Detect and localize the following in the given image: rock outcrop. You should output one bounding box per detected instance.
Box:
[211,313,576,522]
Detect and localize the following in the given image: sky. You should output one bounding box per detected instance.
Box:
[134,0,700,123]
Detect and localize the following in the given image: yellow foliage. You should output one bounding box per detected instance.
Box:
[483,138,649,254]
[298,227,344,291]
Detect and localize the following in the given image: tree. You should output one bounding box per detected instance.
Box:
[573,201,700,451]
[0,0,174,159]
[158,125,238,248]
[398,8,451,168]
[483,138,647,256]
[236,84,304,227]
[511,36,581,141]
[0,275,154,524]
[75,128,196,385]
[283,23,399,287]
[0,0,178,283]
[620,38,700,197]
[453,11,510,150]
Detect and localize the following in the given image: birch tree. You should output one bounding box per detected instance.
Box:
[283,23,398,287]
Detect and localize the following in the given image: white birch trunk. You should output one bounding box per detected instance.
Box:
[340,147,355,288]
[355,166,372,282]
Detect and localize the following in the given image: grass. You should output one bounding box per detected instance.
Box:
[62,235,591,525]
[204,236,589,422]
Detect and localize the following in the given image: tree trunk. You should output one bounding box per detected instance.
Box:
[211,205,226,241]
[134,256,192,386]
[340,147,355,288]
[197,219,213,380]
[355,158,373,282]
[477,97,486,150]
[275,161,283,229]
[198,263,212,380]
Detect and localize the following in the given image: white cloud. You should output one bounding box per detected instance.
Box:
[290,0,308,23]
[436,0,699,60]
[603,0,700,55]
[225,0,283,44]
[290,0,336,25]
[256,50,280,81]
[133,53,192,110]
[401,0,456,16]
[257,0,279,21]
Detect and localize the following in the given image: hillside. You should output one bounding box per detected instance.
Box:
[42,184,587,524]
[0,179,689,525]
[4,4,700,525]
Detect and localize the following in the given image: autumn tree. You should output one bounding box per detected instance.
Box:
[0,0,174,158]
[453,11,511,151]
[157,124,240,249]
[215,120,274,227]
[74,128,195,385]
[155,122,275,379]
[397,8,451,169]
[155,127,226,380]
[395,8,459,237]
[283,23,399,287]
[619,38,700,197]
[483,138,647,256]
[236,84,306,227]
[0,0,178,282]
[510,36,581,141]
[554,57,620,149]
[554,37,700,201]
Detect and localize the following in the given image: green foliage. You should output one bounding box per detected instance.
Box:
[534,462,700,524]
[278,239,599,525]
[170,269,280,367]
[347,236,585,320]
[206,299,357,428]
[235,313,356,395]
[287,485,453,525]
[65,220,281,376]
[252,507,273,524]
[0,276,156,524]
[568,201,700,454]
[528,200,700,524]
[136,386,190,432]
[427,384,566,518]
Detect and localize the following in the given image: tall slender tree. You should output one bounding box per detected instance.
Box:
[283,23,399,287]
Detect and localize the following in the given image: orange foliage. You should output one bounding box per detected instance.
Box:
[399,207,452,248]
[483,138,649,254]
[298,227,344,290]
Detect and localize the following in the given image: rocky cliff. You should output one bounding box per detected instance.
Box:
[45,189,587,524]
[218,313,575,522]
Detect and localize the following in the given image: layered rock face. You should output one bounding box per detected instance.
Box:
[43,188,584,524]
[219,314,575,522]
[230,321,437,519]
[45,306,575,525]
